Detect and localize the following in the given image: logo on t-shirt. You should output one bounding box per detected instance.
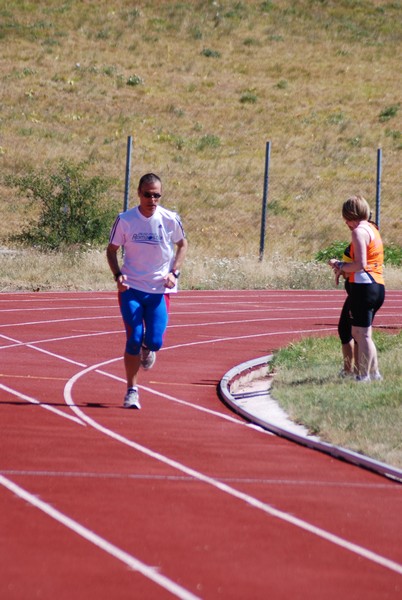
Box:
[132,232,163,244]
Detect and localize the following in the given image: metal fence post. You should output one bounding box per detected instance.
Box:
[124,136,133,213]
[375,147,382,228]
[122,136,133,258]
[259,141,271,261]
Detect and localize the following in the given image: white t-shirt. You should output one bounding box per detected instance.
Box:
[109,205,185,294]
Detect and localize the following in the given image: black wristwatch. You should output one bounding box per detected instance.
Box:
[170,269,180,279]
[114,271,122,281]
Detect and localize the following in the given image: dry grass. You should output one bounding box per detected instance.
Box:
[1,247,401,291]
[0,0,401,271]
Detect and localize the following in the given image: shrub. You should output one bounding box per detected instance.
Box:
[240,90,258,103]
[276,79,288,90]
[196,134,221,151]
[126,74,143,86]
[379,104,399,122]
[384,244,402,266]
[5,160,117,250]
[315,241,349,262]
[315,240,402,266]
[201,48,221,58]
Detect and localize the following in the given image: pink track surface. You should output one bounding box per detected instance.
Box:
[1,289,402,600]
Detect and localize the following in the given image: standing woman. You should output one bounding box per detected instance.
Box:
[329,195,385,382]
[332,243,356,377]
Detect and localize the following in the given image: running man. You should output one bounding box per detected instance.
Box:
[106,173,188,409]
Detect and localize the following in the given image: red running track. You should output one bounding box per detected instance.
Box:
[1,289,402,600]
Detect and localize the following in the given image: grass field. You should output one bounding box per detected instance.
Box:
[271,332,402,469]
[1,0,401,269]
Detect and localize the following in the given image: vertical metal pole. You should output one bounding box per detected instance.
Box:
[123,135,133,213]
[259,141,271,261]
[375,147,382,228]
[122,136,133,258]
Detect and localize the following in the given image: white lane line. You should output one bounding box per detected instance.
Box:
[64,358,402,577]
[93,367,269,431]
[0,319,336,355]
[0,326,339,356]
[137,382,270,429]
[164,327,338,350]
[0,337,88,367]
[0,305,118,314]
[2,470,399,490]
[0,309,335,332]
[173,297,402,306]
[0,333,264,430]
[0,330,124,350]
[1,306,399,332]
[0,293,114,302]
[0,474,200,600]
[0,315,119,329]
[1,312,399,352]
[170,309,401,317]
[0,383,85,426]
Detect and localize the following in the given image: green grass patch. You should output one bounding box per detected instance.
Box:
[379,104,400,122]
[201,48,221,58]
[270,331,402,468]
[316,241,402,266]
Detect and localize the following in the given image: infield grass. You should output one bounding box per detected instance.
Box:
[270,331,402,469]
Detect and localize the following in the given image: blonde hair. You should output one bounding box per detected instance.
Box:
[342,194,371,222]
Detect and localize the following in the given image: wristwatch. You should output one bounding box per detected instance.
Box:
[170,269,180,279]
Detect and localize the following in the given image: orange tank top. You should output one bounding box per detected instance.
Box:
[349,222,384,285]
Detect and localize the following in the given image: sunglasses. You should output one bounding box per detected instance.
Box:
[142,192,161,199]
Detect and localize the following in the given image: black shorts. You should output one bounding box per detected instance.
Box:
[349,282,385,328]
[338,292,352,344]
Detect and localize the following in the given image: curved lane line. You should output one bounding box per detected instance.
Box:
[64,358,402,577]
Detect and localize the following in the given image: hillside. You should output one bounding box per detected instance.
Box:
[0,0,401,279]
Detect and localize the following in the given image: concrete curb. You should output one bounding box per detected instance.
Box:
[219,355,402,484]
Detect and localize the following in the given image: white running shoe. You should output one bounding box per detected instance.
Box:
[123,387,141,409]
[339,369,354,379]
[371,371,383,381]
[140,345,156,370]
[355,375,371,383]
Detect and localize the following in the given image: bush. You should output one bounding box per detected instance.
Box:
[196,134,221,151]
[240,90,258,103]
[126,74,143,86]
[201,48,221,58]
[316,240,402,266]
[315,241,349,262]
[6,160,118,250]
[379,104,399,122]
[384,243,402,266]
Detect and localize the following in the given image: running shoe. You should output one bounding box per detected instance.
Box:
[355,375,371,383]
[123,387,141,409]
[339,369,354,379]
[371,371,383,381]
[140,345,156,370]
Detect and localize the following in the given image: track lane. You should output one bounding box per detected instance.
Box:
[1,290,401,599]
